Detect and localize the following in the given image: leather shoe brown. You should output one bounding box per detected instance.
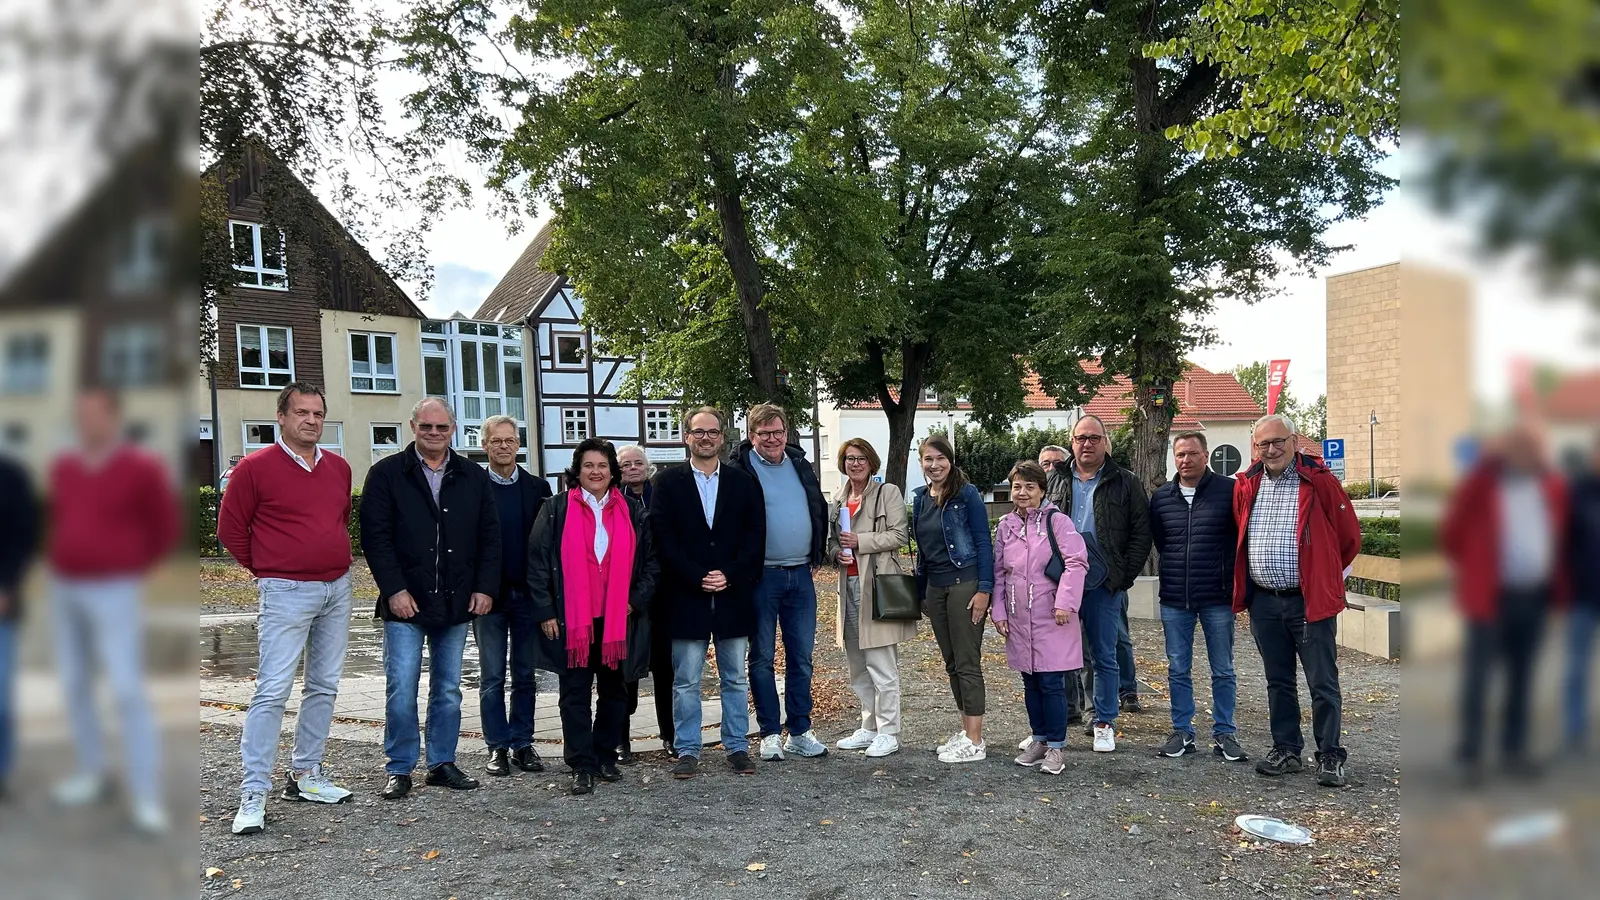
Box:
[486,748,511,777]
[425,762,480,790]
[511,746,545,773]
[380,774,412,800]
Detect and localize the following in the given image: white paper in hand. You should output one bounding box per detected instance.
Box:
[838,504,854,562]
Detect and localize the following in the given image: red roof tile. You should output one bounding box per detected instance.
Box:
[1544,370,1600,422]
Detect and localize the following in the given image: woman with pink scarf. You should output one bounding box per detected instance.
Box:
[528,439,659,795]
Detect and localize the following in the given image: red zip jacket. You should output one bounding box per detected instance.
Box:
[1441,459,1569,623]
[1231,452,1362,623]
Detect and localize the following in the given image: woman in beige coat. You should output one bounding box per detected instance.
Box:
[826,438,917,758]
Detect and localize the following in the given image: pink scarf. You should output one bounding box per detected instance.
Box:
[559,487,635,669]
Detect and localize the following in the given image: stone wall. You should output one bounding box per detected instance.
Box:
[1327,263,1401,487]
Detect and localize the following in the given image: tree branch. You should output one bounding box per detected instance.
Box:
[201,40,357,66]
[1158,60,1222,129]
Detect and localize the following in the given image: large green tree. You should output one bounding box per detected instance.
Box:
[1027,0,1391,493]
[1230,360,1325,439]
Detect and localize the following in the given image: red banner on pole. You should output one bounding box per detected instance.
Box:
[1266,359,1291,415]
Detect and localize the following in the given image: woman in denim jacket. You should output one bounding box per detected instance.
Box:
[911,434,995,763]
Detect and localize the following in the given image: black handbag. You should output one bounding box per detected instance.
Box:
[871,532,921,621]
[1042,509,1066,584]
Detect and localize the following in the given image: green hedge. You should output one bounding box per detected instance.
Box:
[1344,479,1399,500]
[198,487,364,558]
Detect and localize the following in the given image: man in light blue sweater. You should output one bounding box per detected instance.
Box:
[728,404,830,761]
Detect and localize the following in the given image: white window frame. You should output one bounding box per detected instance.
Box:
[229,220,289,290]
[371,423,401,461]
[242,421,280,454]
[236,324,294,388]
[1,332,50,395]
[562,407,590,443]
[320,422,344,456]
[552,330,587,370]
[645,408,681,443]
[921,387,937,403]
[101,322,166,387]
[349,331,399,393]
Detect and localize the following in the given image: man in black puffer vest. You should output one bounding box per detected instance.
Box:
[1149,431,1246,763]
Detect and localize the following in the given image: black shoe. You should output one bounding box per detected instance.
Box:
[1066,712,1083,726]
[671,756,700,779]
[1255,747,1304,777]
[1315,753,1349,788]
[511,746,545,773]
[617,741,635,765]
[571,772,595,795]
[486,748,511,777]
[665,742,680,759]
[1157,731,1198,758]
[425,762,481,790]
[380,774,412,800]
[1120,693,1142,713]
[728,751,756,775]
[598,762,623,782]
[1213,734,1249,762]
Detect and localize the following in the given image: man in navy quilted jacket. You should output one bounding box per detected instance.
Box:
[1149,431,1247,763]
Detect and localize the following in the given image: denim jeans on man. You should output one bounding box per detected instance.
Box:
[0,622,14,783]
[749,565,818,738]
[384,620,470,773]
[671,637,750,758]
[52,575,163,808]
[1566,604,1600,748]
[1022,671,1069,747]
[1079,585,1122,724]
[1161,603,1237,739]
[1116,590,1138,697]
[473,601,539,751]
[239,574,353,793]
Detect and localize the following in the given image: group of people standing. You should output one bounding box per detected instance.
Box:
[218,381,1361,838]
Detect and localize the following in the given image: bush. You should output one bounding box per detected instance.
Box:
[1362,531,1399,558]
[198,487,364,558]
[1343,479,1399,500]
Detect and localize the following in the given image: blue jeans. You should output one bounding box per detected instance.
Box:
[1161,603,1238,739]
[749,565,818,738]
[473,608,538,751]
[0,621,14,780]
[1022,671,1069,747]
[239,574,353,792]
[1565,604,1600,747]
[1080,586,1121,724]
[384,620,469,774]
[1116,590,1138,697]
[672,636,750,757]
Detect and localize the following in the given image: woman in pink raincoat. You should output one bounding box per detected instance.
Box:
[992,461,1089,775]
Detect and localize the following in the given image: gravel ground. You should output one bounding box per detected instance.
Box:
[199,584,1401,900]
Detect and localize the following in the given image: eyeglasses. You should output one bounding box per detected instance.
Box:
[415,423,451,433]
[1254,437,1288,451]
[485,438,518,448]
[754,429,786,440]
[842,455,869,464]
[1072,434,1104,445]
[688,428,723,439]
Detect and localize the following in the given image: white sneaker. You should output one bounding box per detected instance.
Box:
[283,765,353,804]
[759,734,785,761]
[1018,736,1033,751]
[1093,723,1117,753]
[132,801,170,834]
[232,790,266,835]
[865,734,900,758]
[939,739,987,764]
[936,731,970,754]
[784,730,829,758]
[837,728,877,751]
[53,773,106,807]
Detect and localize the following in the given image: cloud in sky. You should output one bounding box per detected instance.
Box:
[423,262,502,321]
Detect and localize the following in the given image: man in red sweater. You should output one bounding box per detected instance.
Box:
[216,382,356,836]
[47,387,178,834]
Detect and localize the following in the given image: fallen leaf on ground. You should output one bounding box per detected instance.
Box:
[819,819,834,826]
[423,849,441,860]
[747,862,767,871]
[204,867,224,878]
[232,880,243,889]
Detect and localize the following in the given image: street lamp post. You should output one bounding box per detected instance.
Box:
[1369,409,1379,498]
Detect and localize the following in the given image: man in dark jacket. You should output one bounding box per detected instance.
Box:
[650,407,767,779]
[360,398,501,799]
[1149,431,1246,762]
[1054,415,1153,752]
[726,404,830,761]
[1566,435,1600,753]
[0,453,38,798]
[474,415,552,779]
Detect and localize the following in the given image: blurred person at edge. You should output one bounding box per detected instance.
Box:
[0,453,39,801]
[217,383,356,837]
[1566,434,1600,754]
[617,444,673,761]
[1443,422,1570,782]
[46,386,179,832]
[1234,413,1360,789]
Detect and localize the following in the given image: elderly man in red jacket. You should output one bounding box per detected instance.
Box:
[1442,423,1568,781]
[1233,414,1362,788]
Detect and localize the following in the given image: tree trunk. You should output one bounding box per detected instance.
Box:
[869,339,931,494]
[706,145,784,408]
[883,396,920,496]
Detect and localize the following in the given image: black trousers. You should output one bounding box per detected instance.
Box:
[558,645,630,775]
[625,621,675,749]
[1248,587,1345,761]
[1458,586,1549,763]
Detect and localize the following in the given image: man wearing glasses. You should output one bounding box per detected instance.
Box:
[361,398,502,799]
[650,407,767,778]
[1232,414,1361,788]
[727,404,830,762]
[474,415,552,778]
[1053,416,1151,753]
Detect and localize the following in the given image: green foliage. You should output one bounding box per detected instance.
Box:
[1147,0,1399,157]
[1361,531,1398,559]
[1346,576,1400,603]
[1343,479,1398,500]
[1230,361,1323,439]
[198,488,364,558]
